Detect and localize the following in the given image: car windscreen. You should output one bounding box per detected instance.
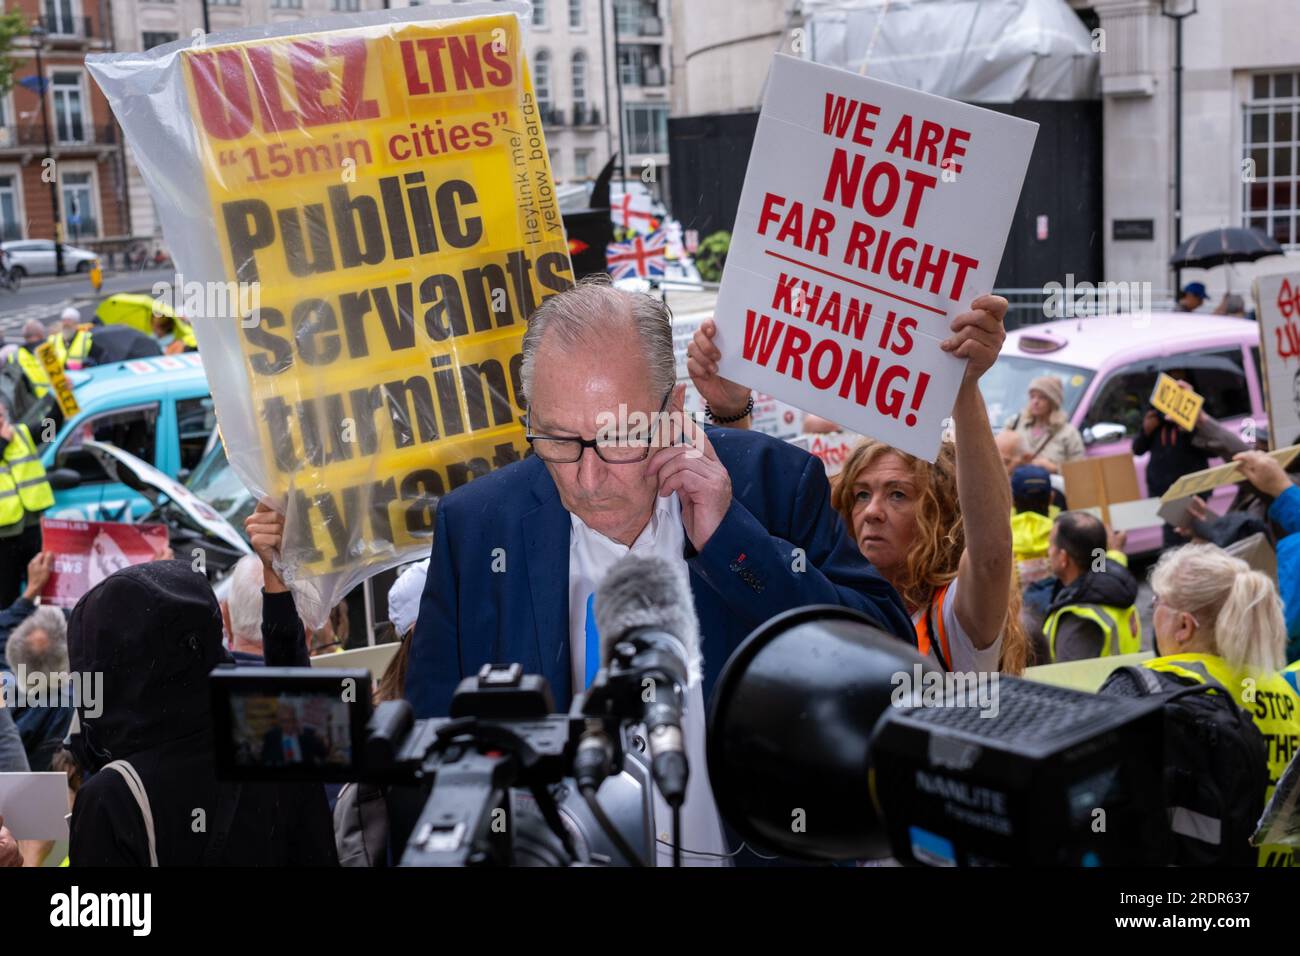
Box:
[186,440,254,537]
[979,355,1095,428]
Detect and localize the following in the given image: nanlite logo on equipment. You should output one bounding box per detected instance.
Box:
[49,887,151,936]
[914,770,1008,815]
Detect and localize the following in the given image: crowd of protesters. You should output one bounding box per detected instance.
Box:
[0,280,1296,868]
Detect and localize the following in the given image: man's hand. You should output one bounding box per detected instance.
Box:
[22,551,53,602]
[244,500,288,593]
[1143,410,1160,435]
[1235,450,1292,498]
[1106,528,1128,553]
[646,402,732,552]
[686,318,751,419]
[0,815,23,868]
[1030,456,1059,474]
[942,294,1007,384]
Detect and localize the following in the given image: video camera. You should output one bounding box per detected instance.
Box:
[210,661,669,866]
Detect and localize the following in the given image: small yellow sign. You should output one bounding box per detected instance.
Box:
[35,342,80,419]
[1150,373,1204,432]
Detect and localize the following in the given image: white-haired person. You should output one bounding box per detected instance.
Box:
[222,554,266,663]
[1103,543,1299,867]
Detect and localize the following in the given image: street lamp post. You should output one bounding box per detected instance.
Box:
[1161,0,1199,297]
[29,22,65,277]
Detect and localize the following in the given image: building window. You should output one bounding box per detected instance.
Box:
[533,0,547,28]
[332,0,360,9]
[572,50,588,110]
[142,31,178,50]
[623,103,667,154]
[534,49,551,113]
[271,0,303,8]
[615,0,659,35]
[569,0,583,29]
[617,45,662,87]
[575,149,593,179]
[43,0,78,36]
[0,175,21,241]
[209,0,240,5]
[1244,71,1299,247]
[62,170,97,240]
[52,72,85,144]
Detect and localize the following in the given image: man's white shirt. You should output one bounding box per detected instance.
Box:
[567,491,730,866]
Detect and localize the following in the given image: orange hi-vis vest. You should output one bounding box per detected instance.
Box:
[914,582,953,670]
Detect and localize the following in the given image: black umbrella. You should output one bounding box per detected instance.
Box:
[1169,227,1284,270]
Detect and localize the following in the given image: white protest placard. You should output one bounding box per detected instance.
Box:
[713,55,1038,461]
[1254,271,1300,448]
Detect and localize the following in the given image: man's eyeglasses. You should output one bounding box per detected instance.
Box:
[526,390,672,465]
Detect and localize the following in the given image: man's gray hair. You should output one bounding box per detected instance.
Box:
[520,278,676,403]
[227,554,265,645]
[6,607,69,675]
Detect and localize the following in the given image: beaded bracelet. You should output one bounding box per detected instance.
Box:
[705,395,755,424]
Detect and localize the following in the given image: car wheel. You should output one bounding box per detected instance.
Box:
[11,265,25,278]
[76,260,91,273]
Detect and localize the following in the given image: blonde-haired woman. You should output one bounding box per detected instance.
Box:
[1002,375,1084,473]
[1109,543,1299,867]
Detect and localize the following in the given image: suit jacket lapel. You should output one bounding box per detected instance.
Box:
[522,462,572,703]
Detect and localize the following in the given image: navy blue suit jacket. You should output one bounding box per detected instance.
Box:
[406,426,914,718]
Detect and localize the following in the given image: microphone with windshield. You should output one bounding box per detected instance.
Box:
[578,553,702,809]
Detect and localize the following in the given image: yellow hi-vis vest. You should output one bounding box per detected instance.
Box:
[1044,601,1141,662]
[1144,653,1300,867]
[47,328,92,370]
[8,348,49,397]
[0,423,53,526]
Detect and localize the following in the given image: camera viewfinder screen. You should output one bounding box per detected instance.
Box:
[228,689,355,772]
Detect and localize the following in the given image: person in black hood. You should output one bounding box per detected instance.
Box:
[1041,511,1143,664]
[67,559,337,866]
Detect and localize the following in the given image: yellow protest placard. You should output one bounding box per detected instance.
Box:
[1150,373,1204,431]
[1160,443,1300,501]
[173,14,572,581]
[35,342,80,419]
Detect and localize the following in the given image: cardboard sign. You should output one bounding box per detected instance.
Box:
[712,54,1037,461]
[39,518,169,608]
[1149,372,1203,432]
[35,342,80,419]
[89,7,573,622]
[1060,453,1140,528]
[0,772,68,840]
[1254,271,1300,448]
[1160,444,1300,501]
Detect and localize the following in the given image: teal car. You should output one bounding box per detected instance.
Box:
[41,352,216,522]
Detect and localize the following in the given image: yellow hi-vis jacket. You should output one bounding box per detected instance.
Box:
[1011,510,1053,584]
[47,327,92,370]
[1145,653,1300,867]
[1044,598,1141,661]
[0,424,53,527]
[8,348,50,398]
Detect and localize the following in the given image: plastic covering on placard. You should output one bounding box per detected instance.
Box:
[87,1,572,627]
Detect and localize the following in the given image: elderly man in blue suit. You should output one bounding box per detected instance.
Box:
[407,280,1006,861]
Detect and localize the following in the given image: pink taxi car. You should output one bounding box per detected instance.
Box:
[979,313,1267,555]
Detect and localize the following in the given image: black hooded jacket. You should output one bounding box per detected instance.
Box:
[67,560,336,866]
[1045,557,1141,663]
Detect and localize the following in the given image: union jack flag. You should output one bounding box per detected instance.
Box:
[606,231,667,280]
